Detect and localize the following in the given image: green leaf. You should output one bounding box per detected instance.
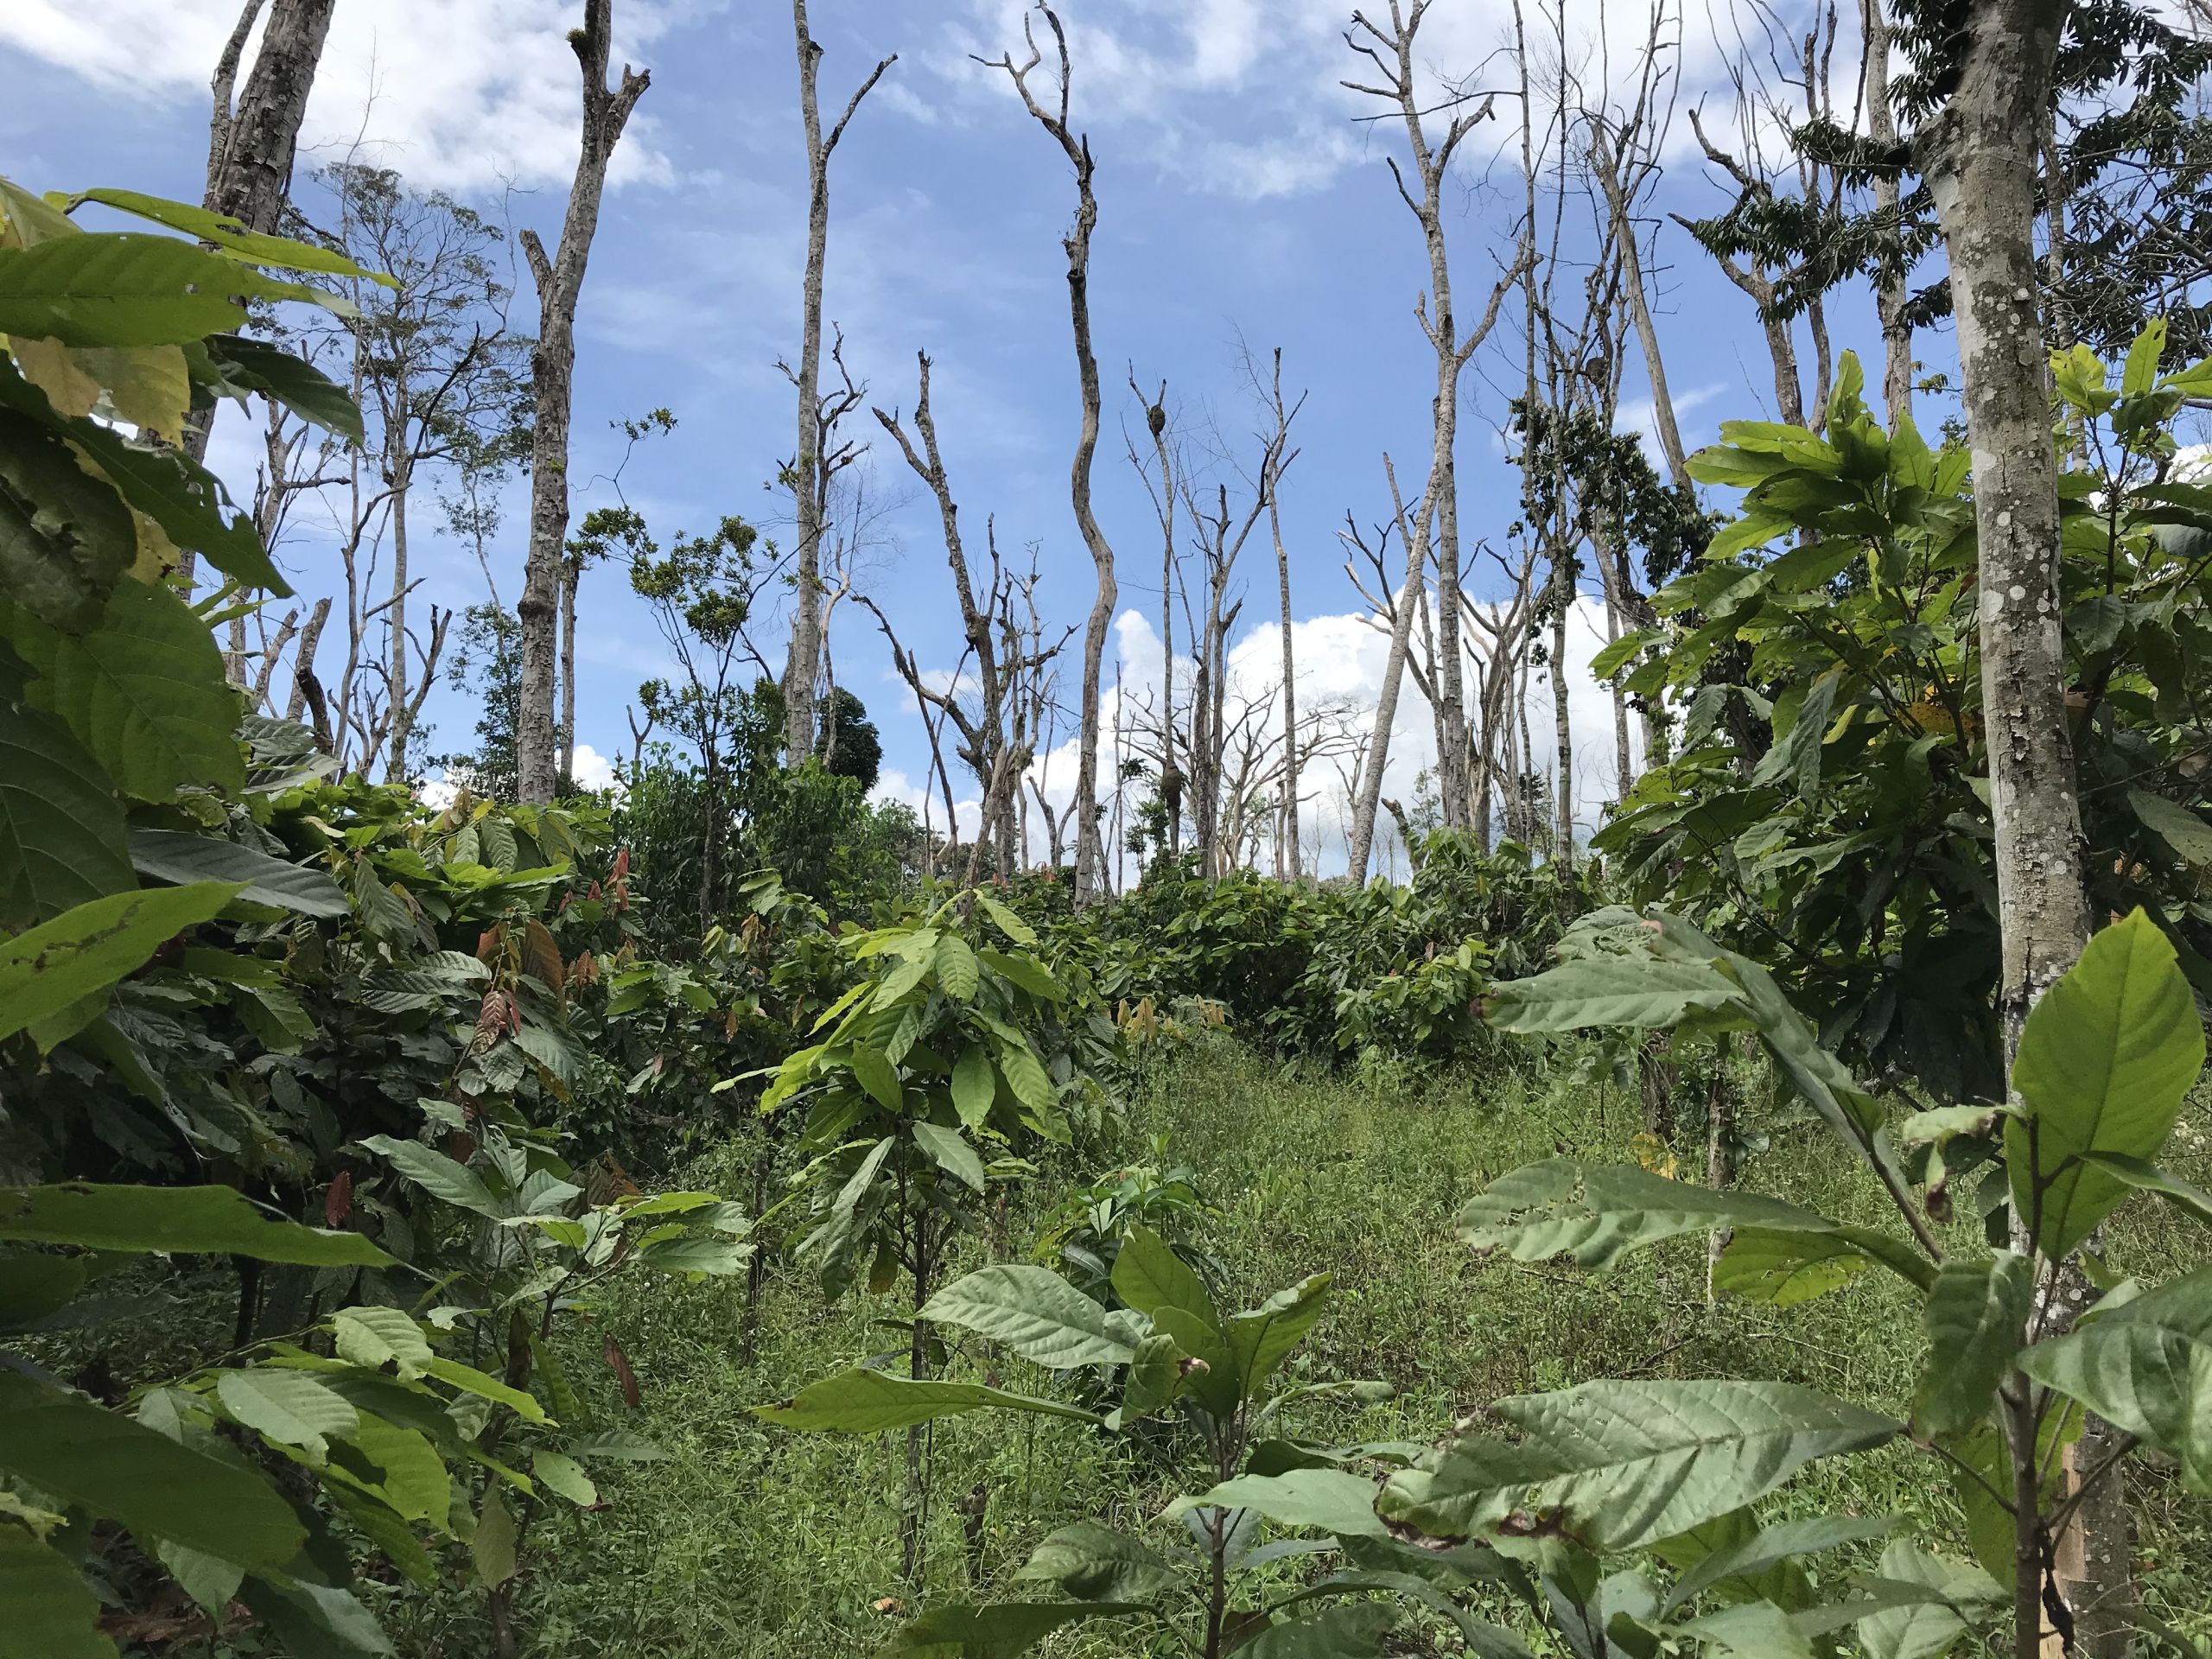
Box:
[1014,1521,1177,1604]
[0,1182,387,1263]
[360,1135,500,1217]
[1110,1224,1217,1331]
[69,191,391,283]
[980,947,1063,1001]
[2127,788,2212,867]
[974,890,1036,946]
[0,1522,111,1659]
[0,234,247,346]
[0,1370,302,1570]
[333,1306,433,1380]
[2075,1151,2212,1230]
[239,1577,392,1656]
[531,1448,597,1507]
[920,1265,1135,1368]
[752,1365,1101,1433]
[2016,1264,2212,1491]
[2122,318,2168,398]
[1167,1467,1384,1538]
[2008,909,2206,1258]
[0,882,241,1043]
[214,1369,359,1464]
[0,404,137,632]
[1458,1160,1845,1272]
[0,696,131,927]
[1482,957,1744,1033]
[912,1121,986,1192]
[1228,1273,1332,1399]
[153,1539,245,1618]
[1589,628,1653,680]
[0,353,282,594]
[423,1357,548,1424]
[1855,1541,2002,1659]
[200,334,362,443]
[875,1599,1145,1657]
[336,1414,447,1521]
[995,1039,1056,1116]
[128,828,346,917]
[1711,1228,1874,1306]
[0,1250,94,1332]
[1238,1604,1396,1657]
[935,933,980,1000]
[1657,1511,1895,1616]
[1379,1380,1897,1551]
[3,576,242,798]
[950,1042,996,1128]
[472,1489,517,1589]
[1912,1253,2031,1439]
[1115,1333,1188,1425]
[849,1044,901,1109]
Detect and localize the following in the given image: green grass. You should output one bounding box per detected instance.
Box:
[361,1038,2212,1655]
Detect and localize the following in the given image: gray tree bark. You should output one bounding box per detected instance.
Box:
[1345,456,1428,882]
[1862,0,1916,423]
[781,3,892,769]
[1591,130,1689,489]
[518,0,649,805]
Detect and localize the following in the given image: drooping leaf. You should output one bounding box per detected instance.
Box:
[3,576,241,798]
[1227,1273,1332,1399]
[911,1121,986,1192]
[1166,1467,1385,1539]
[1912,1253,2031,1439]
[2127,788,2212,867]
[2008,910,2206,1258]
[128,828,346,916]
[531,1449,597,1508]
[0,404,136,631]
[1481,957,1744,1033]
[472,1489,517,1589]
[0,696,131,926]
[1854,1541,2003,1659]
[751,1365,1100,1433]
[973,890,1036,946]
[849,1043,902,1109]
[996,1039,1056,1117]
[359,1135,500,1217]
[1656,1511,1895,1616]
[1014,1521,1177,1605]
[920,1266,1135,1369]
[2016,1264,2212,1491]
[2075,1152,2212,1230]
[0,882,242,1043]
[1110,1224,1217,1331]
[213,1370,359,1464]
[199,334,362,443]
[0,1182,388,1264]
[0,1522,113,1659]
[68,191,391,283]
[0,1371,302,1570]
[1459,1160,1844,1272]
[935,933,980,1000]
[1380,1380,1898,1551]
[950,1042,996,1128]
[980,947,1063,1001]
[333,1306,433,1380]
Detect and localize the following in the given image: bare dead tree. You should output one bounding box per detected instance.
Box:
[518,0,650,805]
[1345,1,1534,834]
[1125,372,1185,860]
[1341,453,1432,881]
[979,5,1118,905]
[782,3,894,767]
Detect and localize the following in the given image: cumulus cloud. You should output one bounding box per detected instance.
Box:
[1,0,690,192]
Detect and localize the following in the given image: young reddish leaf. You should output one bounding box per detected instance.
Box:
[604,1337,641,1408]
[323,1171,352,1228]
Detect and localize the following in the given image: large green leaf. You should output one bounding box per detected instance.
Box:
[0,1523,111,1659]
[1656,1511,1895,1616]
[919,1265,1135,1369]
[1166,1468,1385,1538]
[2075,1152,2212,1230]
[1380,1380,1897,1551]
[2008,909,2206,1258]
[0,234,245,346]
[0,404,136,631]
[1014,1521,1177,1604]
[2016,1264,2212,1491]
[1482,956,1744,1033]
[980,947,1063,1002]
[2127,788,2212,867]
[1912,1253,2031,1439]
[1237,1605,1396,1657]
[359,1135,501,1217]
[950,1042,996,1128]
[69,191,391,284]
[1227,1273,1332,1398]
[129,828,346,917]
[0,697,131,926]
[238,1578,392,1656]
[996,1039,1057,1116]
[214,1370,359,1464]
[0,1182,388,1263]
[1458,1160,1843,1271]
[935,933,979,1000]
[875,1599,1145,1657]
[1710,1228,1873,1306]
[3,577,242,798]
[911,1121,985,1192]
[1110,1224,1217,1330]
[0,881,240,1043]
[199,334,363,444]
[0,1371,302,1570]
[849,1043,901,1109]
[1854,1542,2002,1659]
[752,1365,1099,1433]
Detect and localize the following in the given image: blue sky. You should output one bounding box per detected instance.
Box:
[2,0,1945,874]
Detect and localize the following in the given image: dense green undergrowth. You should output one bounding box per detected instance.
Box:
[332,1038,2212,1657]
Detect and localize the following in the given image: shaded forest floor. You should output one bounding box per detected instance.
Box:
[385,1039,2212,1657]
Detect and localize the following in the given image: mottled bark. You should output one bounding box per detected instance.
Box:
[1862,0,1916,423]
[518,1,649,805]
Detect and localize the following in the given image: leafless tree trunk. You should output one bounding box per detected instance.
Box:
[982,7,1117,906]
[1344,455,1429,882]
[559,569,578,784]
[1862,0,1914,423]
[1345,2,1528,831]
[782,3,893,768]
[1128,376,1183,859]
[1262,350,1305,880]
[1550,582,1574,872]
[1926,3,2125,1653]
[518,1,650,805]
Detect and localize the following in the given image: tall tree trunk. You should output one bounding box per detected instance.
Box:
[1592,134,1690,489]
[518,1,650,806]
[1927,3,2126,1653]
[1269,461,1299,880]
[1862,0,1915,423]
[559,565,578,787]
[180,0,335,584]
[386,474,412,782]
[1347,461,1429,883]
[1550,568,1573,874]
[781,5,891,768]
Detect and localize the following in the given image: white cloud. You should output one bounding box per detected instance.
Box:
[0,0,692,193]
[569,742,618,791]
